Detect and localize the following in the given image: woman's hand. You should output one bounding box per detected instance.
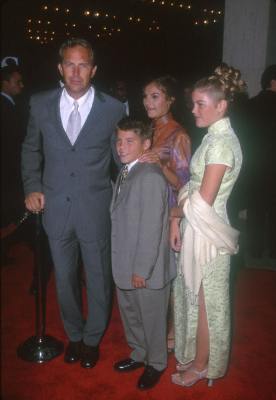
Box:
[170,218,181,252]
[170,206,184,218]
[139,150,161,165]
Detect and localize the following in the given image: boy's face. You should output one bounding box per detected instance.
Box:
[116,129,151,164]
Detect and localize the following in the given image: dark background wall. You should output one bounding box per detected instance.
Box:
[1,0,225,93]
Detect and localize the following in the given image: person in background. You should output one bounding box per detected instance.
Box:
[21,38,125,369]
[170,64,246,387]
[140,75,191,352]
[246,65,276,260]
[110,78,144,119]
[111,79,130,115]
[1,65,25,264]
[109,78,144,181]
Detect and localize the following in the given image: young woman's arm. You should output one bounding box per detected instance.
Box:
[199,164,228,205]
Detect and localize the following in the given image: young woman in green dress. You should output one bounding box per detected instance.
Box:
[170,64,247,387]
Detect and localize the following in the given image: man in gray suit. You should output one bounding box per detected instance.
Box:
[111,118,176,390]
[21,38,125,368]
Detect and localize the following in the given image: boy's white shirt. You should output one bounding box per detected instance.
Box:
[126,159,139,172]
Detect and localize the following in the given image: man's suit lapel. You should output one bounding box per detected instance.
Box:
[47,88,72,146]
[73,90,106,145]
[48,88,106,147]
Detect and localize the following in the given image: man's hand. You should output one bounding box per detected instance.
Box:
[132,274,146,288]
[25,192,45,213]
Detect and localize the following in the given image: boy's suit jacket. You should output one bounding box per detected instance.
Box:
[110,162,176,290]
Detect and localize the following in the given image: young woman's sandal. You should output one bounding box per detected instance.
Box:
[171,366,213,387]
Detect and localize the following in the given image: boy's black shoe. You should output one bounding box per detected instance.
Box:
[114,358,144,372]
[80,343,99,369]
[137,365,164,390]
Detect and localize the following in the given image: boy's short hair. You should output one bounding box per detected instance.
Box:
[117,117,153,142]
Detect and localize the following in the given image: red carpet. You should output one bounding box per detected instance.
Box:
[1,243,276,400]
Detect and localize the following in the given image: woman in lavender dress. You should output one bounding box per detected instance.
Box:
[140,76,191,351]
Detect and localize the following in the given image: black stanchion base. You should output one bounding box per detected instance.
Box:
[17,335,64,363]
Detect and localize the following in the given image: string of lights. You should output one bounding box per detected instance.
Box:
[25,2,224,45]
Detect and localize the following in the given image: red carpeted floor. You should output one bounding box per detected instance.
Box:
[1,243,276,400]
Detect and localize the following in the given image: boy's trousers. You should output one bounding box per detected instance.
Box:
[116,283,170,371]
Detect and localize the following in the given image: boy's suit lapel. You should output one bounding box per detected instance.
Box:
[111,162,142,211]
[111,172,131,211]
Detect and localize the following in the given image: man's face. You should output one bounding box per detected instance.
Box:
[115,81,128,102]
[58,45,97,99]
[4,72,24,97]
[116,129,151,164]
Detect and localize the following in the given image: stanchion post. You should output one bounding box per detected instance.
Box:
[17,212,64,363]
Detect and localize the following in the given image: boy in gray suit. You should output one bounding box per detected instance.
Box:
[111,118,176,390]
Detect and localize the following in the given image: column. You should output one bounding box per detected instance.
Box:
[223,0,276,96]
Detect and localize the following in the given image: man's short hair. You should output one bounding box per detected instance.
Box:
[117,117,153,142]
[0,65,21,83]
[58,37,95,65]
[261,65,276,90]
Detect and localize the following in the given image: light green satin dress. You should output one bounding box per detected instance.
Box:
[174,117,242,379]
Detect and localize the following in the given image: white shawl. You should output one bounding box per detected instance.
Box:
[178,187,239,303]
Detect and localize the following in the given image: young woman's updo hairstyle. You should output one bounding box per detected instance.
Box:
[194,63,247,103]
[145,75,178,101]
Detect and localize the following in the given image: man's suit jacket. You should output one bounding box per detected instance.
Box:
[21,88,125,240]
[110,162,176,290]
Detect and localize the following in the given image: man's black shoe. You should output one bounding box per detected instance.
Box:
[114,358,144,372]
[80,343,99,369]
[64,341,82,363]
[137,365,164,390]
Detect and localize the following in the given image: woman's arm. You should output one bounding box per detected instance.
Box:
[139,149,181,188]
[139,131,191,189]
[170,217,182,252]
[170,163,228,219]
[163,132,191,189]
[199,164,228,205]
[169,164,228,251]
[170,201,185,218]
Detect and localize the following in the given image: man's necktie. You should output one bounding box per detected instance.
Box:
[116,165,128,199]
[66,100,81,145]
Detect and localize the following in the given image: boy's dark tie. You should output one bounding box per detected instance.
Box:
[116,165,128,200]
